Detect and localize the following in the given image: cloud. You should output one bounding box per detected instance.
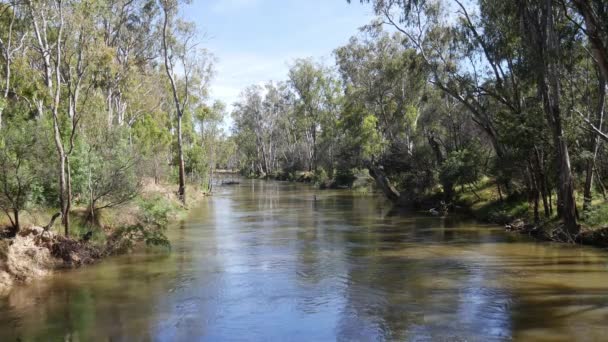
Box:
[211,0,261,13]
[209,51,301,105]
[208,51,302,131]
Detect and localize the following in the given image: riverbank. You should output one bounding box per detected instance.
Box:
[0,180,210,296]
[452,179,608,249]
[265,169,608,249]
[250,169,375,191]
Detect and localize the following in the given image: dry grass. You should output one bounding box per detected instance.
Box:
[1,178,210,238]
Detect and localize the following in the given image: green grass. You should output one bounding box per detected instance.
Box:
[455,178,532,224]
[455,178,608,228]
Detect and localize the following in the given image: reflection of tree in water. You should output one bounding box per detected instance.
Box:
[328,196,496,340]
[3,181,608,340]
[0,249,176,341]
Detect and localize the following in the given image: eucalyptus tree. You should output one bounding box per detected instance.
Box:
[24,0,72,234]
[356,1,507,159]
[98,0,161,127]
[567,0,608,81]
[0,1,26,129]
[288,59,333,172]
[350,0,586,230]
[0,119,37,233]
[335,30,430,202]
[160,0,213,205]
[516,0,579,234]
[195,101,225,189]
[232,83,283,176]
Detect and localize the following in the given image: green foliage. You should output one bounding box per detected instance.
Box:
[481,199,531,225]
[113,223,171,249]
[86,131,141,214]
[0,119,39,228]
[582,202,608,227]
[439,147,484,188]
[313,168,329,187]
[110,195,176,252]
[334,168,357,188]
[137,195,178,228]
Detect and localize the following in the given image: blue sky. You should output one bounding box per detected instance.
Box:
[181,0,375,114]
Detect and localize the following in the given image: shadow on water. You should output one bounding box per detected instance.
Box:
[1,179,608,341]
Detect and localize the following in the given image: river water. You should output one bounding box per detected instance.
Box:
[1,180,608,341]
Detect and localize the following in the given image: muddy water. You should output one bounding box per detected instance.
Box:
[1,180,607,341]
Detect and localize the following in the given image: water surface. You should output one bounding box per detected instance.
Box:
[1,180,608,341]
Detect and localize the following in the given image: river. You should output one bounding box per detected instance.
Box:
[1,180,607,341]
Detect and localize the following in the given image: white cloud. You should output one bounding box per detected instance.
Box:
[209,51,304,131]
[209,51,301,104]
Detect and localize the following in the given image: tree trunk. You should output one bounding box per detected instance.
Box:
[13,209,19,232]
[51,113,69,236]
[44,212,61,231]
[533,147,551,217]
[177,114,186,205]
[65,157,73,235]
[521,0,578,234]
[427,132,453,202]
[583,159,594,212]
[527,162,540,223]
[556,139,578,233]
[572,0,608,81]
[162,3,187,206]
[367,164,401,203]
[583,75,605,211]
[311,124,317,172]
[595,167,608,200]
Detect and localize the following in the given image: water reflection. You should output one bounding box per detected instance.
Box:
[1,180,608,341]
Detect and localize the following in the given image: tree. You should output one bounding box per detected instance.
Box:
[288,59,331,172]
[0,1,26,129]
[84,130,141,225]
[160,0,212,205]
[0,120,37,234]
[568,0,608,81]
[25,0,72,235]
[518,0,579,234]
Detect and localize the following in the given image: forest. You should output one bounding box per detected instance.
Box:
[232,0,608,240]
[1,0,608,244]
[1,0,608,339]
[0,0,235,242]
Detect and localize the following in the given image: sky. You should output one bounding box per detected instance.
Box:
[180,0,376,126]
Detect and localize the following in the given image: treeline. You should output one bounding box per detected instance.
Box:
[0,0,233,236]
[231,0,608,235]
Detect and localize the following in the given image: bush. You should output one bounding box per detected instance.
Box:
[138,195,177,227]
[313,168,329,187]
[0,120,38,231]
[84,135,142,222]
[582,202,608,227]
[106,195,174,254]
[334,168,356,188]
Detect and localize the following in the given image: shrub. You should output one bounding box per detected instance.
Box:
[334,168,356,188]
[582,202,608,227]
[138,195,177,227]
[0,120,38,232]
[313,168,329,187]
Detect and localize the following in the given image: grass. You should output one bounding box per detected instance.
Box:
[454,178,531,224]
[454,177,608,230]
